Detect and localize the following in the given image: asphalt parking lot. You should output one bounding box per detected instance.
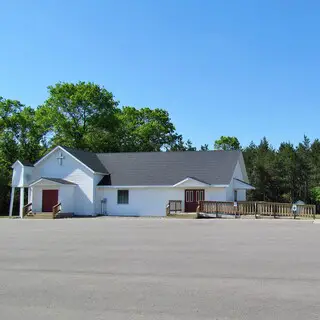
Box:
[0,218,319,319]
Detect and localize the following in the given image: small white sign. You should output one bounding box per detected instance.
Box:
[234,201,238,207]
[292,204,297,212]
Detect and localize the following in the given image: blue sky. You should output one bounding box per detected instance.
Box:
[1,0,319,149]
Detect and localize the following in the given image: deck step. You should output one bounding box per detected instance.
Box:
[25,212,74,219]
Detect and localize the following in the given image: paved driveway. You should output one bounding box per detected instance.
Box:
[0,218,319,319]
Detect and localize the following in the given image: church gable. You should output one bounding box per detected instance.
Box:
[32,146,94,181]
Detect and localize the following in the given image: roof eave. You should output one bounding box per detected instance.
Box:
[233,178,255,190]
[29,177,76,187]
[97,184,230,188]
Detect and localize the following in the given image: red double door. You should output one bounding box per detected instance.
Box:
[185,189,205,212]
[42,190,59,212]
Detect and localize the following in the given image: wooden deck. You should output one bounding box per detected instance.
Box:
[197,201,316,219]
[166,200,183,215]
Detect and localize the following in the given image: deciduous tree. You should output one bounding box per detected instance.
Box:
[39,81,119,150]
[115,106,183,152]
[214,136,241,151]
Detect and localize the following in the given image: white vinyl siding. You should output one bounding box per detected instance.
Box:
[226,161,247,201]
[32,148,95,215]
[96,186,227,216]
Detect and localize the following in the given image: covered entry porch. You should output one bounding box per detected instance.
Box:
[28,177,76,217]
[9,160,77,218]
[10,177,76,218]
[167,178,255,215]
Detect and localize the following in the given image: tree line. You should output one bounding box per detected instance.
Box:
[200,135,320,204]
[1,81,319,215]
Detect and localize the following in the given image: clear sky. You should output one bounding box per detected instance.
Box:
[1,0,319,149]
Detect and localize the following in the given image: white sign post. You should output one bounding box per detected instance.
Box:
[234,201,239,218]
[292,204,297,219]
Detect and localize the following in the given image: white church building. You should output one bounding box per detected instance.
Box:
[10,145,254,218]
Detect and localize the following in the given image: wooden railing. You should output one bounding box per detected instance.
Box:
[166,200,182,215]
[197,201,316,219]
[199,201,240,217]
[23,203,32,217]
[52,203,61,219]
[297,204,316,217]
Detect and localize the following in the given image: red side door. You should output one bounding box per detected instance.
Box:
[42,190,59,212]
[185,189,205,212]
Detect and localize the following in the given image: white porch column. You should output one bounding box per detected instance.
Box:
[19,187,25,219]
[9,187,15,217]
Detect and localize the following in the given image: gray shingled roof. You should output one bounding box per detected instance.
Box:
[62,146,108,173]
[30,177,76,185]
[20,160,34,167]
[96,150,241,186]
[42,177,77,185]
[60,146,241,186]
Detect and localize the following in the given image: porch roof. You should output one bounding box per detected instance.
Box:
[29,177,77,187]
[233,178,255,190]
[172,177,211,187]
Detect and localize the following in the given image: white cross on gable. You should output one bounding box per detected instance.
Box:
[56,152,65,165]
